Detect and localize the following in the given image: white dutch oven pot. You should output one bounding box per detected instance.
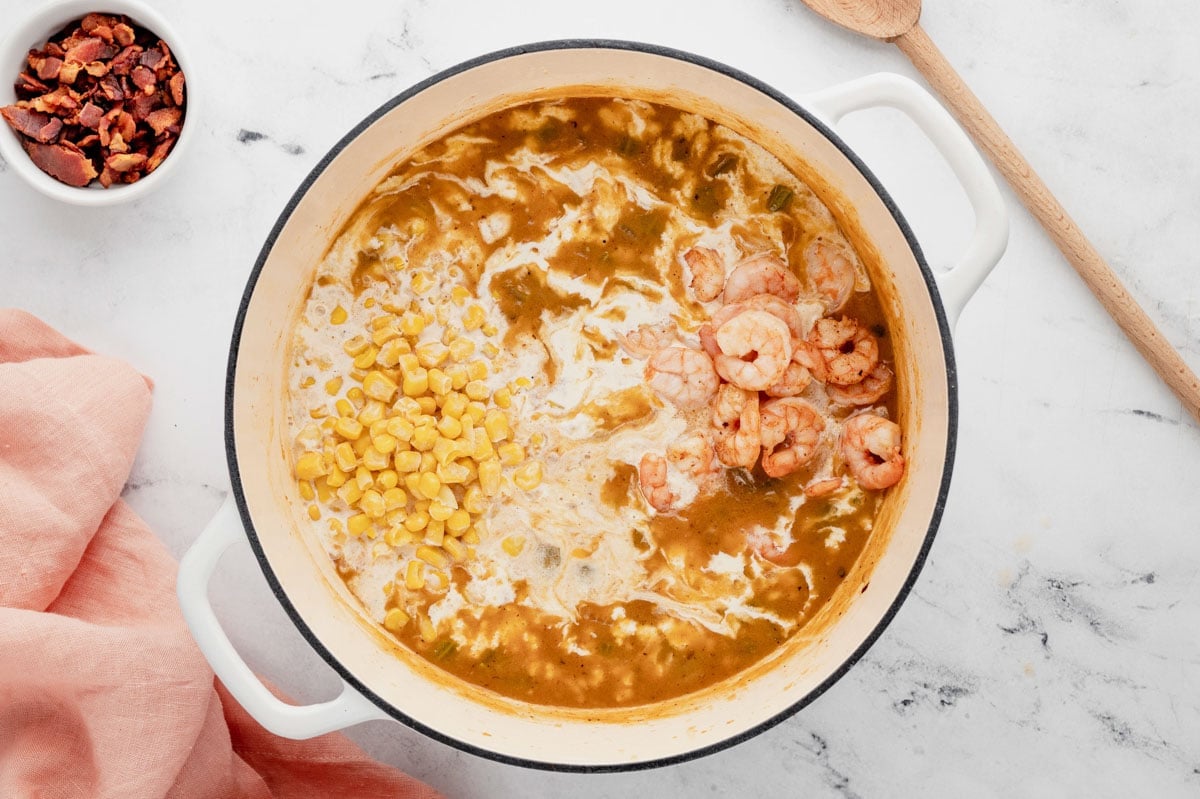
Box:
[177,41,1007,770]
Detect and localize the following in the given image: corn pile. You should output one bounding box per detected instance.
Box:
[292,286,540,639]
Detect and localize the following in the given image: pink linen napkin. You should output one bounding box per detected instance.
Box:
[0,309,442,799]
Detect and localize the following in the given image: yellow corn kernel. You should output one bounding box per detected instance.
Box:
[411,272,434,295]
[361,447,389,471]
[483,342,500,358]
[351,434,372,456]
[295,452,325,480]
[324,376,343,396]
[427,570,450,593]
[469,359,491,380]
[377,469,399,490]
[334,442,357,472]
[372,433,398,455]
[404,509,430,533]
[415,471,441,501]
[348,513,372,537]
[333,417,364,441]
[411,424,438,452]
[358,401,386,427]
[385,525,413,547]
[372,325,401,347]
[376,338,408,368]
[360,489,386,518]
[363,371,398,403]
[439,392,467,420]
[478,459,502,496]
[447,365,469,390]
[415,396,437,415]
[335,399,355,418]
[328,518,345,536]
[402,368,429,397]
[463,304,486,331]
[394,450,422,473]
[384,418,413,443]
[530,432,546,449]
[493,387,512,409]
[420,451,438,472]
[308,405,329,419]
[502,535,526,556]
[406,560,425,590]
[462,485,485,514]
[382,486,407,510]
[346,386,366,405]
[425,519,446,546]
[513,376,534,391]
[415,342,449,369]
[325,467,348,488]
[435,416,461,440]
[355,466,374,491]
[416,545,450,570]
[448,338,475,362]
[483,410,509,443]
[343,335,369,357]
[481,322,498,338]
[337,480,364,506]
[449,285,471,306]
[307,504,321,521]
[384,608,410,632]
[403,473,422,497]
[364,297,376,308]
[397,352,421,375]
[315,478,333,503]
[442,536,467,562]
[470,431,494,464]
[513,460,543,491]
[330,305,348,325]
[353,347,380,370]
[399,312,425,338]
[462,527,480,545]
[498,442,526,466]
[413,499,431,514]
[298,480,316,501]
[446,509,471,534]
[436,460,471,485]
[462,380,487,401]
[419,615,437,642]
[427,368,452,396]
[428,500,453,522]
[465,401,487,424]
[434,303,451,326]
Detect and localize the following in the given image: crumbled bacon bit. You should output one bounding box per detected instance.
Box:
[23,141,99,186]
[2,13,186,188]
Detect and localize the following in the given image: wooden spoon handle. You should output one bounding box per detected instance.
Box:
[894,22,1200,423]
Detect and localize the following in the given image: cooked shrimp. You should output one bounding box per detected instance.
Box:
[684,246,725,302]
[713,310,792,391]
[840,413,905,490]
[809,316,879,386]
[639,453,675,511]
[765,359,812,397]
[722,253,802,304]
[618,322,678,359]
[826,362,893,406]
[645,346,720,409]
[711,293,806,341]
[760,398,825,478]
[804,476,843,498]
[712,384,761,469]
[667,431,719,477]
[805,236,858,313]
[698,324,720,359]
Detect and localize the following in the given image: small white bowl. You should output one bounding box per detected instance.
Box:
[0,0,196,206]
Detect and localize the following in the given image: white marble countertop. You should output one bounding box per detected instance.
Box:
[3,0,1198,795]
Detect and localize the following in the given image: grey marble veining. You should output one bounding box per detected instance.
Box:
[2,0,1198,796]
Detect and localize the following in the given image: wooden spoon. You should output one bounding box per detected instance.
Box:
[799,0,1200,423]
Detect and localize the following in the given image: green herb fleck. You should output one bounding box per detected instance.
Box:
[708,153,738,177]
[432,639,458,660]
[767,184,794,212]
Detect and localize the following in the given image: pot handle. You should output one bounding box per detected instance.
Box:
[177,494,388,738]
[801,73,1008,329]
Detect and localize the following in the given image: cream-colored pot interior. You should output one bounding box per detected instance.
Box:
[229,43,953,768]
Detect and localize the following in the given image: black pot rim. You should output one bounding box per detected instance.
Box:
[224,38,958,774]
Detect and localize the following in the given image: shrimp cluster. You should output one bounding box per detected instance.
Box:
[631,241,905,512]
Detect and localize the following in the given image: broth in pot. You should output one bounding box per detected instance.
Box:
[286,96,905,708]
